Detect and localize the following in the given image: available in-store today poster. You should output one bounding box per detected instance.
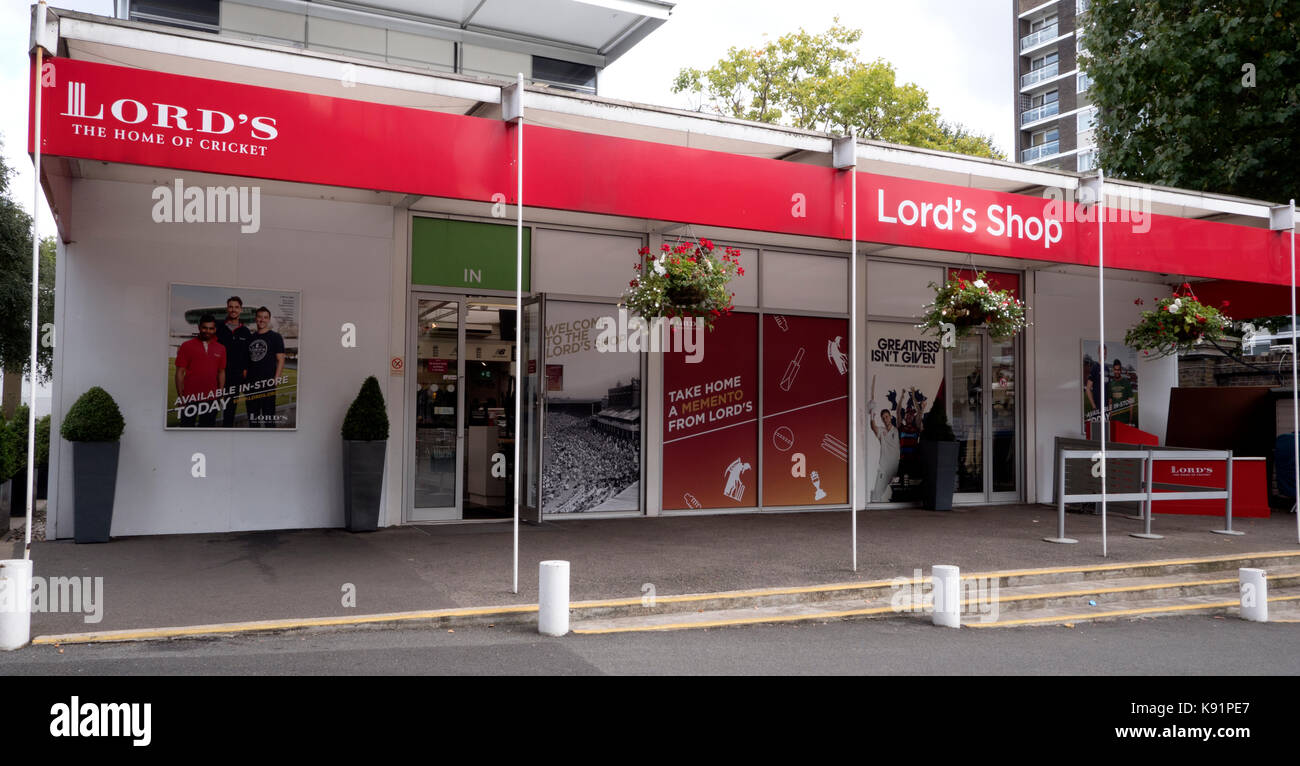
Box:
[166,283,300,429]
[1082,340,1139,435]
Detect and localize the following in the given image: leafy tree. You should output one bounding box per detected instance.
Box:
[0,141,56,400]
[1080,0,1299,201]
[672,21,1003,159]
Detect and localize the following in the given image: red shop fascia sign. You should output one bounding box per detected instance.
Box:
[31,56,1289,283]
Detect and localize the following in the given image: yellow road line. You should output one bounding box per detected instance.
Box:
[32,604,539,645]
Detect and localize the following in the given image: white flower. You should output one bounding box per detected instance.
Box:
[973,279,987,289]
[1169,298,1182,314]
[653,259,667,276]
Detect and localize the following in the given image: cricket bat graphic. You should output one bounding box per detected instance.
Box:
[780,347,805,392]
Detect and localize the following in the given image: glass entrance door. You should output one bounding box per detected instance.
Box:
[519,295,544,523]
[949,331,1020,504]
[410,295,462,521]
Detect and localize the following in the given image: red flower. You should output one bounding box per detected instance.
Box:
[737,267,745,276]
[1134,298,1144,306]
[700,238,714,250]
[1197,315,1206,324]
[629,279,639,288]
[660,244,670,253]
[633,263,641,270]
[637,246,650,256]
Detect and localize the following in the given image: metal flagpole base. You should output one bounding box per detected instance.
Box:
[1043,537,1079,544]
[1211,529,1245,536]
[1129,533,1164,540]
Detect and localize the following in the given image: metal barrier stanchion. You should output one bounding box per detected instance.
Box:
[1131,449,1163,540]
[1045,447,1078,544]
[1212,452,1244,536]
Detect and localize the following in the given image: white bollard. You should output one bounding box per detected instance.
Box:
[0,559,33,651]
[1239,568,1268,623]
[932,565,961,629]
[538,560,570,637]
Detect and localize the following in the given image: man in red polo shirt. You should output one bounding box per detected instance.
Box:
[174,314,227,427]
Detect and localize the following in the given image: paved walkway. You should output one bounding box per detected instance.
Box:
[8,504,1298,636]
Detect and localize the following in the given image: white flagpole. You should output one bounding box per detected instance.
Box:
[25,19,46,562]
[1291,198,1297,544]
[512,73,523,594]
[849,135,858,573]
[1097,170,1107,558]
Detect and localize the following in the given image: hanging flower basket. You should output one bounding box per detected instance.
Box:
[622,238,742,329]
[918,271,1028,339]
[1123,283,1230,358]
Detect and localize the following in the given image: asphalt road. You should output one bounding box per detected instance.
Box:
[3,615,1297,675]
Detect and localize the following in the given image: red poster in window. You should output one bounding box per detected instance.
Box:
[762,314,849,506]
[662,313,759,510]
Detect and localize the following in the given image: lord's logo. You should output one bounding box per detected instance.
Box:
[60,79,278,141]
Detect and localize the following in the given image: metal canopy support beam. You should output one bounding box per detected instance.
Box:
[507,73,524,594]
[833,133,858,571]
[1080,172,1106,557]
[1271,201,1299,544]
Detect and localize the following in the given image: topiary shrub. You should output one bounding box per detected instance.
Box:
[35,414,51,467]
[341,376,389,441]
[5,405,30,481]
[60,387,126,442]
[922,406,955,442]
[0,414,14,482]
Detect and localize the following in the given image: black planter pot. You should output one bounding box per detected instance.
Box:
[72,441,120,543]
[920,440,958,511]
[343,440,387,532]
[666,285,706,305]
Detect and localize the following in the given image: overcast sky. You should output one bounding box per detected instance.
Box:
[0,0,1012,233]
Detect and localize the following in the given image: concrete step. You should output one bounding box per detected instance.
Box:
[568,550,1300,623]
[34,550,1300,644]
[571,565,1300,634]
[967,588,1300,628]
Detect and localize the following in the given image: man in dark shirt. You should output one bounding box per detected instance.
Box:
[214,295,252,428]
[245,306,286,428]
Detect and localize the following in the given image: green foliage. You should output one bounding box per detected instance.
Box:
[919,272,1028,340]
[342,376,389,441]
[3,405,29,481]
[60,387,125,442]
[623,239,741,328]
[35,413,50,467]
[0,414,13,482]
[1080,0,1299,201]
[673,19,1003,159]
[922,406,955,442]
[1124,284,1231,358]
[0,143,57,382]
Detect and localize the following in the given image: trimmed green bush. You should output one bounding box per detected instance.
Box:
[60,387,125,442]
[35,414,50,467]
[922,406,955,442]
[4,405,30,481]
[341,376,389,441]
[0,414,13,482]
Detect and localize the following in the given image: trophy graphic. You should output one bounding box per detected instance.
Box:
[811,470,827,501]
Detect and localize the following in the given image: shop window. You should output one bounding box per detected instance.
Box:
[760,251,848,313]
[532,56,598,93]
[662,312,759,510]
[128,0,219,31]
[760,314,849,507]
